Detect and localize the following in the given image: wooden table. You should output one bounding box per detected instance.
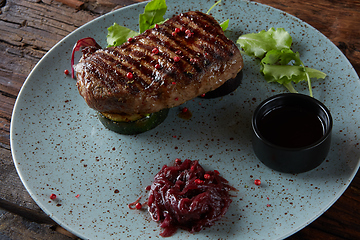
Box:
[1,0,359,239]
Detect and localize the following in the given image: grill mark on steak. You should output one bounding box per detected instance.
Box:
[75,11,243,115]
[152,27,203,74]
[176,12,233,55]
[164,13,234,77]
[83,51,136,95]
[86,54,129,93]
[90,11,230,94]
[134,29,200,87]
[103,48,151,92]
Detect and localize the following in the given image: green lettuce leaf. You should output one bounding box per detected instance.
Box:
[260,48,301,66]
[236,27,292,58]
[139,0,167,33]
[107,0,167,47]
[261,65,307,84]
[237,28,326,96]
[107,23,139,47]
[305,67,327,80]
[260,49,326,84]
[149,19,168,29]
[220,19,229,31]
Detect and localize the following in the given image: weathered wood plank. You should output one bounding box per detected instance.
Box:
[0,212,75,240]
[0,147,76,239]
[1,0,98,52]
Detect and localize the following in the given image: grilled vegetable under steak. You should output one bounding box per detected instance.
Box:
[97,108,169,135]
[74,11,243,115]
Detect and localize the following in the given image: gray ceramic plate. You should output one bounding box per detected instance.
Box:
[10,0,360,239]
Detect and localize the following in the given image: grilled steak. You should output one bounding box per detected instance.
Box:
[75,11,243,115]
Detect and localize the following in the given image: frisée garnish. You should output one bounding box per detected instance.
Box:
[236,27,326,97]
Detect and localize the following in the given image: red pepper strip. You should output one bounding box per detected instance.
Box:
[71,37,101,78]
[128,195,143,210]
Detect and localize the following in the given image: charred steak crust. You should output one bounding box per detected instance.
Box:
[75,11,243,115]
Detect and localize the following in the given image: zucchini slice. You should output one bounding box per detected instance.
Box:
[202,70,243,99]
[97,108,169,135]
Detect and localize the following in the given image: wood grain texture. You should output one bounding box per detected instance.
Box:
[0,0,359,239]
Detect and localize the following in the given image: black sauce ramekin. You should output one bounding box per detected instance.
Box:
[251,93,333,173]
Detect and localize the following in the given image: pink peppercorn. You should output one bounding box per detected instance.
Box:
[126,72,133,79]
[182,107,188,113]
[152,48,159,54]
[190,58,197,63]
[175,27,180,33]
[174,56,180,62]
[254,179,261,186]
[180,27,186,31]
[155,64,160,69]
[135,203,142,209]
[50,194,57,200]
[127,37,133,42]
[204,173,211,179]
[155,24,159,29]
[195,179,204,184]
[64,69,69,75]
[172,32,176,36]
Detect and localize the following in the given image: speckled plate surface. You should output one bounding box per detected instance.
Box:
[10,0,360,239]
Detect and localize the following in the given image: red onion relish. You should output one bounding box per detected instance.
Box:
[147,159,236,237]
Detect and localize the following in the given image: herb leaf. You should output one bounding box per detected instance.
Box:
[107,23,139,47]
[139,0,167,33]
[107,0,167,47]
[220,19,229,31]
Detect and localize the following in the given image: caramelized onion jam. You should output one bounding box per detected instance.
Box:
[147,158,236,237]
